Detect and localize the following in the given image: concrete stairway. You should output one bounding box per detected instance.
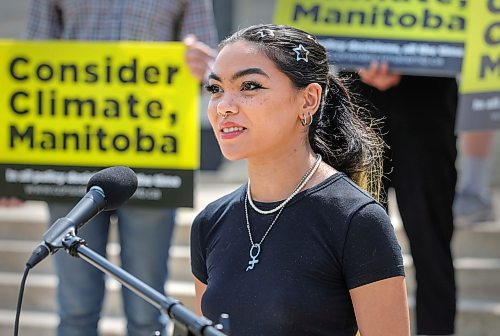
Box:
[1,167,500,335]
[0,171,241,336]
[390,190,500,336]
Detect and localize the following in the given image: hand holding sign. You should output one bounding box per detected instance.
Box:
[184,34,216,82]
[0,197,23,207]
[358,61,401,91]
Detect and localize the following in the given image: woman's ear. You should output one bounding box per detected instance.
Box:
[299,83,322,118]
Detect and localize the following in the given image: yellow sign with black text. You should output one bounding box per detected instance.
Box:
[457,1,500,130]
[274,0,469,75]
[0,40,199,169]
[274,0,467,42]
[460,1,499,93]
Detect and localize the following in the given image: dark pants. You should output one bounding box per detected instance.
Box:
[355,75,458,335]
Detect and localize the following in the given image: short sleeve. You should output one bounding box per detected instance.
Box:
[342,202,405,289]
[190,211,208,284]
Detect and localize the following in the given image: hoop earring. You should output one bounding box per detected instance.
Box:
[301,112,313,126]
[218,111,228,119]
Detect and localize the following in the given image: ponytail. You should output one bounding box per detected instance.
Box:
[309,74,384,201]
[220,23,384,201]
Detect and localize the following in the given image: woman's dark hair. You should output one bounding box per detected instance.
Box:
[220,24,384,200]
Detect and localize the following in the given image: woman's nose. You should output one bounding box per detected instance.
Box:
[216,95,238,119]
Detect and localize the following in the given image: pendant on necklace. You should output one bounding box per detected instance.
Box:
[246,243,261,271]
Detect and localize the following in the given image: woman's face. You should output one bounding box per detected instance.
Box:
[206,41,305,161]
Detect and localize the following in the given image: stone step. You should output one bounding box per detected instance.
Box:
[2,298,500,336]
[391,208,500,259]
[0,309,125,336]
[0,212,192,249]
[2,190,500,258]
[0,272,196,316]
[453,300,500,336]
[0,205,193,243]
[389,189,500,259]
[2,252,499,315]
[0,202,48,241]
[0,240,192,281]
[4,239,500,295]
[403,254,500,301]
[174,211,195,246]
[394,225,500,259]
[407,297,500,336]
[452,225,500,259]
[176,208,500,258]
[1,180,500,335]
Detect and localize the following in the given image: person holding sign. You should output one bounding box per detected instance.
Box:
[357,62,458,335]
[25,1,217,336]
[454,131,496,226]
[190,24,409,336]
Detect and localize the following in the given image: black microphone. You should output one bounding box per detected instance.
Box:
[26,166,138,269]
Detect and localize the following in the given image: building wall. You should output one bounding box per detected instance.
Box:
[232,0,276,30]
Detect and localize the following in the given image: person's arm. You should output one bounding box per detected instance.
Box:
[183,34,216,82]
[193,276,207,316]
[26,0,62,39]
[190,211,209,316]
[350,276,410,335]
[180,0,218,82]
[342,202,408,334]
[358,61,401,91]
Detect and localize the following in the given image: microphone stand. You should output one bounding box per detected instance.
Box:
[62,234,227,336]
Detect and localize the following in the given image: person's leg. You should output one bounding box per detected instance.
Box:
[117,206,176,336]
[394,162,456,335]
[386,77,457,335]
[454,131,496,224]
[49,203,111,336]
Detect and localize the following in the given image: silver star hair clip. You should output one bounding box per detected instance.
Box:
[293,44,310,63]
[255,29,275,39]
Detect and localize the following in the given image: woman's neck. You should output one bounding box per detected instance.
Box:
[246,149,322,202]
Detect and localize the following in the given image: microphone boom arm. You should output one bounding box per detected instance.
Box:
[62,234,226,336]
[43,186,106,251]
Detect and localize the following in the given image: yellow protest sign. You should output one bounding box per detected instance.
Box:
[274,0,468,75]
[0,40,199,169]
[0,40,200,206]
[457,1,500,130]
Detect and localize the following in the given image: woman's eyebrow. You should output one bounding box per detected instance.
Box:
[232,68,270,81]
[208,68,270,82]
[208,72,221,81]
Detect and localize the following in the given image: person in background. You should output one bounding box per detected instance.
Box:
[0,197,24,207]
[357,62,458,335]
[454,131,496,226]
[25,1,217,335]
[191,23,409,336]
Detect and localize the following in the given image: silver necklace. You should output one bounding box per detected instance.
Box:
[244,154,322,271]
[246,154,322,215]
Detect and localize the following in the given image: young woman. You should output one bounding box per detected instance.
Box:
[190,24,410,336]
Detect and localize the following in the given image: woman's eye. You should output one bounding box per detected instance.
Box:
[241,81,263,91]
[205,84,222,94]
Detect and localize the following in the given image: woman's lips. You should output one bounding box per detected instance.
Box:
[219,122,246,140]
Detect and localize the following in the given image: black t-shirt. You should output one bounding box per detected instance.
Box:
[191,173,404,336]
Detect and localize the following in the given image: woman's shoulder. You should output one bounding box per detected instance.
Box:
[300,173,388,227]
[307,173,377,209]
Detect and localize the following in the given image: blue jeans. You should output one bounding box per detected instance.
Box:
[49,203,176,336]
